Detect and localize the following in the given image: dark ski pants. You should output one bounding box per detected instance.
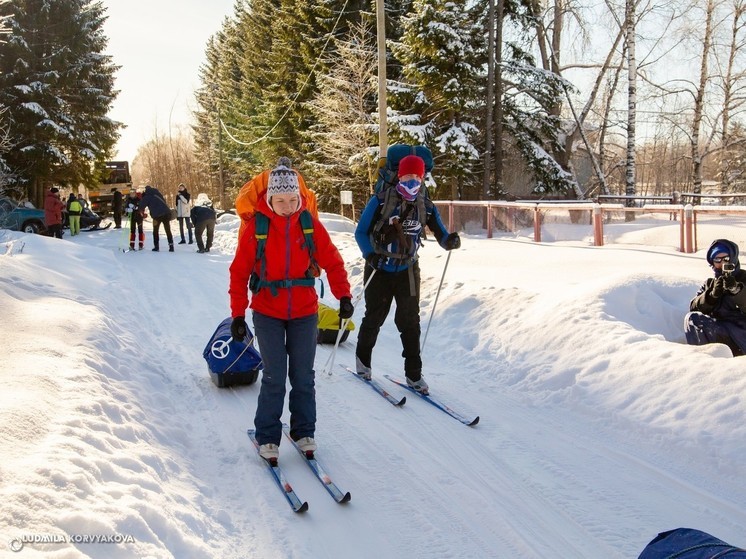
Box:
[684,311,746,356]
[356,263,423,380]
[252,311,318,446]
[194,218,215,251]
[152,214,174,249]
[129,213,144,248]
[178,216,193,243]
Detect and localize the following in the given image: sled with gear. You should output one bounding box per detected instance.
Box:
[637,527,746,558]
[203,317,263,388]
[317,302,355,344]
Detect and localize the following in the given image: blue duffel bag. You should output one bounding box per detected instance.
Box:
[202,317,263,388]
[638,528,746,558]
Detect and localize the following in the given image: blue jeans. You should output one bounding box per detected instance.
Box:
[684,311,746,356]
[252,312,318,445]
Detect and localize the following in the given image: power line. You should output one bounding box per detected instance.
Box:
[218,0,352,147]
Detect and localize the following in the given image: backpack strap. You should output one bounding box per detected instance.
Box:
[250,211,318,296]
[370,189,428,264]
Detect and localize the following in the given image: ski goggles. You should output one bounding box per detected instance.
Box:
[712,255,730,264]
[396,179,421,201]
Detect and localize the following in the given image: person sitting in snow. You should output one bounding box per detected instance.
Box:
[685,238,746,356]
[228,161,354,463]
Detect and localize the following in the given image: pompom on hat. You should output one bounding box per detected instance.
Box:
[267,163,300,199]
[398,155,426,179]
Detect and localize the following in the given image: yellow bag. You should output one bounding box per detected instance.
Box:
[317,302,355,344]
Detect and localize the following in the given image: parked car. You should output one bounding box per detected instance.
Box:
[0,196,46,234]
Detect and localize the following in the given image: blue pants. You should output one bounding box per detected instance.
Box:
[252,312,318,446]
[684,311,746,356]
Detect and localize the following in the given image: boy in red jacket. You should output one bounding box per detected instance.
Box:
[229,161,353,462]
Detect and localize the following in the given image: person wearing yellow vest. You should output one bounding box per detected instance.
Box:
[235,156,318,239]
[68,193,83,236]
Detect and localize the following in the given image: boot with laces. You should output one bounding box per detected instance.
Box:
[295,437,317,457]
[259,443,279,462]
[406,375,429,395]
[355,356,372,380]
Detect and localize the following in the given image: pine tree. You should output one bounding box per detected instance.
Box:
[390,0,483,200]
[0,0,120,205]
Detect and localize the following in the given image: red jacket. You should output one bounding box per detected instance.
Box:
[229,197,351,320]
[44,190,65,226]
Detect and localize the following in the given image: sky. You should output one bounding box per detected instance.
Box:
[100,0,236,162]
[1,210,745,557]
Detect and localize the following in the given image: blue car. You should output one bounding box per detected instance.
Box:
[0,196,47,234]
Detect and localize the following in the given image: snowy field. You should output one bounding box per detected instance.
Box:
[1,211,745,558]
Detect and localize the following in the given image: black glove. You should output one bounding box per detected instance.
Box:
[366,253,386,270]
[710,276,725,299]
[338,297,354,320]
[444,232,461,251]
[724,273,740,294]
[231,316,248,342]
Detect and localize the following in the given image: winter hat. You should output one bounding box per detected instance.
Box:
[398,155,426,178]
[707,241,732,265]
[267,164,300,199]
[50,187,59,193]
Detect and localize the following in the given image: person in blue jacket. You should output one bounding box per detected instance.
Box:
[137,185,174,252]
[354,154,460,394]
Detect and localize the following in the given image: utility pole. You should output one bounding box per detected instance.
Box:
[216,105,226,210]
[376,0,387,192]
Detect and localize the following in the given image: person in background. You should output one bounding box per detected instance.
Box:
[137,184,174,252]
[228,162,353,462]
[354,154,461,394]
[685,238,746,356]
[175,183,193,244]
[125,190,145,250]
[190,194,216,254]
[68,193,82,236]
[112,188,123,229]
[44,187,65,239]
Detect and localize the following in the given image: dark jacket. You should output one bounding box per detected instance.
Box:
[112,190,123,212]
[137,186,171,220]
[190,204,216,226]
[690,238,746,323]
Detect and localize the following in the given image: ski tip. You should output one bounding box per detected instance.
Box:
[295,501,309,513]
[397,396,407,406]
[339,492,352,504]
[468,416,480,427]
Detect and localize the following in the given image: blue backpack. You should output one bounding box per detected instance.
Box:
[637,528,746,558]
[374,144,434,194]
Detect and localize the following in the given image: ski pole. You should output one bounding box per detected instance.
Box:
[420,250,451,354]
[323,268,377,377]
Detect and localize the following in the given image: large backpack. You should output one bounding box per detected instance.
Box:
[370,144,435,262]
[249,210,321,296]
[374,144,435,194]
[235,169,318,239]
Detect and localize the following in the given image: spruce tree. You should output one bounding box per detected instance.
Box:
[390,0,483,200]
[0,0,120,204]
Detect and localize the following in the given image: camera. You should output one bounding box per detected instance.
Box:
[723,262,736,276]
